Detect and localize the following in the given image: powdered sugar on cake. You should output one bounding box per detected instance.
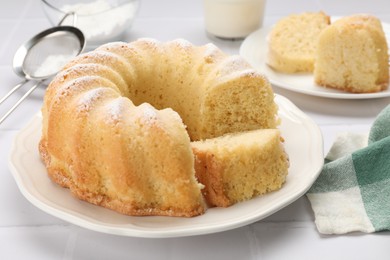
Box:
[76,87,105,113]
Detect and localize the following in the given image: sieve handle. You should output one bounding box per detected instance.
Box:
[0,80,42,124]
[0,79,28,105]
[58,12,78,27]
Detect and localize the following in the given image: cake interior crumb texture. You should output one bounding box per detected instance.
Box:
[192,129,289,207]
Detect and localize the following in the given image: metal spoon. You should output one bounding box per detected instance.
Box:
[0,13,85,124]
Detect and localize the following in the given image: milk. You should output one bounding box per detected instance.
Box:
[203,0,266,39]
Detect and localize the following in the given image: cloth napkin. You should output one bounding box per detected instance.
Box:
[307,104,390,234]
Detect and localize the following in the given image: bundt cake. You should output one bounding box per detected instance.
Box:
[192,129,289,207]
[267,11,330,73]
[39,39,279,217]
[314,14,389,93]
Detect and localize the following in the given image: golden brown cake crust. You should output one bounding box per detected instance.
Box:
[39,138,205,217]
[193,151,231,207]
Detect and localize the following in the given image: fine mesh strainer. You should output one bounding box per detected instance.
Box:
[0,13,85,124]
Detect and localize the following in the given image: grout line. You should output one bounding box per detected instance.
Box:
[63,227,79,260]
[0,221,317,230]
[253,220,317,229]
[0,223,72,229]
[244,225,265,260]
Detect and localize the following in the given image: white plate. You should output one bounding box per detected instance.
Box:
[239,20,390,99]
[9,95,323,238]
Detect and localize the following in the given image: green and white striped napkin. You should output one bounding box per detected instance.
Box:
[307,105,390,234]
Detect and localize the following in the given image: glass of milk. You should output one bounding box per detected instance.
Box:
[203,0,266,39]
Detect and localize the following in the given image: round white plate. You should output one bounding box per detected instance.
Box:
[239,20,390,99]
[9,95,323,238]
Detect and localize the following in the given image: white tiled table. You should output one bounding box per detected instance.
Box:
[1,0,390,259]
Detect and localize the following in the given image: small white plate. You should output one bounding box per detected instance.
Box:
[9,95,323,238]
[239,20,390,99]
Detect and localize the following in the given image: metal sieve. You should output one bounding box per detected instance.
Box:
[0,13,85,124]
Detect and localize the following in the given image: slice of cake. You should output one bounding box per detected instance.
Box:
[191,129,289,207]
[314,14,389,93]
[267,11,330,73]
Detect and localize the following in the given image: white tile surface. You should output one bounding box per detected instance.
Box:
[318,0,390,16]
[137,0,203,18]
[252,222,390,260]
[265,0,322,15]
[1,0,390,259]
[0,226,70,260]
